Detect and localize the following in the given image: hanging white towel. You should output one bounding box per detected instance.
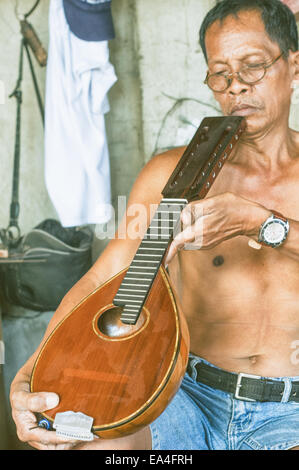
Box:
[45,0,117,227]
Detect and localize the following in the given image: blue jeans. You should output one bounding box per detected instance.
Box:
[150,354,299,450]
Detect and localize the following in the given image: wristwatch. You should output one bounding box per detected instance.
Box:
[258,210,289,248]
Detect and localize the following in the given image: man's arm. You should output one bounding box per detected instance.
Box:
[10,149,182,450]
[165,190,299,264]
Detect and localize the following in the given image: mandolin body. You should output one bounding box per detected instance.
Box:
[30,266,190,439]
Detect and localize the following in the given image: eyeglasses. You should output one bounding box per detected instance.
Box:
[204,53,283,93]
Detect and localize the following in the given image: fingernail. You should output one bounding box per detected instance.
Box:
[46,394,59,408]
[181,212,187,224]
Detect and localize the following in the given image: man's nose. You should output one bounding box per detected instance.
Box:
[228,74,250,95]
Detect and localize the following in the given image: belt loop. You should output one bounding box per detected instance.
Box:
[188,354,201,381]
[281,378,292,402]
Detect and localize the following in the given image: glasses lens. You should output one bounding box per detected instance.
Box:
[207,74,228,92]
[239,65,265,84]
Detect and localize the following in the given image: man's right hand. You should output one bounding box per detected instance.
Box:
[10,377,80,450]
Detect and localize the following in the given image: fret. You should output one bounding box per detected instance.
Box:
[115,293,144,298]
[143,234,171,239]
[126,276,154,281]
[116,287,147,295]
[138,247,166,251]
[149,217,177,223]
[123,304,140,308]
[127,271,154,276]
[150,216,178,222]
[115,292,144,303]
[141,240,168,244]
[147,235,172,241]
[130,259,160,264]
[128,266,157,270]
[160,198,188,203]
[131,259,159,262]
[135,254,162,258]
[122,305,140,310]
[155,210,181,214]
[147,228,173,234]
[147,225,175,231]
[121,282,151,287]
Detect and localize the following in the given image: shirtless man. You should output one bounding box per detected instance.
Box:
[9,0,299,450]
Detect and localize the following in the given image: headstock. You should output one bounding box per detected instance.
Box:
[162,116,246,202]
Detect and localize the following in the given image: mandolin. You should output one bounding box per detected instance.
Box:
[30,116,245,439]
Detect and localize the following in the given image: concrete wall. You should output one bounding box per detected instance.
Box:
[1,0,299,449]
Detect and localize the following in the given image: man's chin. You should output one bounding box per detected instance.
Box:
[239,116,268,139]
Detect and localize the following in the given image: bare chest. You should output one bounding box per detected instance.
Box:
[168,162,299,323]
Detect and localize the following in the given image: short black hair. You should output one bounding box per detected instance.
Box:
[199,0,298,62]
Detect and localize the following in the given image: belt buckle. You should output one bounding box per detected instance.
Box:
[235,372,261,402]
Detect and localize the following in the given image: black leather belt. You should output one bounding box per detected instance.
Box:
[187,359,299,403]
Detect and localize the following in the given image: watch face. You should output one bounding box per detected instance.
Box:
[263,221,285,244]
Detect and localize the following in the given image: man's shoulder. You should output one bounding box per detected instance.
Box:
[130,146,187,205]
[142,146,186,180]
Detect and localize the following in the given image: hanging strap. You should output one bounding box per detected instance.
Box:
[4,38,25,246]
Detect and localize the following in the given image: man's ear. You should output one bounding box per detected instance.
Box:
[290,50,299,82]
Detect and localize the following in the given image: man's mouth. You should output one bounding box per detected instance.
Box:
[230,104,259,116]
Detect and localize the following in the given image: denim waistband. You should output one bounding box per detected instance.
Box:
[188,353,299,403]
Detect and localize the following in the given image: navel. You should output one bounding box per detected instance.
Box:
[249,355,258,365]
[213,255,224,267]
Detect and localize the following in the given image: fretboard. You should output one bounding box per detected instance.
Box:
[113,198,187,324]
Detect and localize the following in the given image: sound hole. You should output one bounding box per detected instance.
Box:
[97,306,147,338]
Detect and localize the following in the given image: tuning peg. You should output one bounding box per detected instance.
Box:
[200,125,210,140]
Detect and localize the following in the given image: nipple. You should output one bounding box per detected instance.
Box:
[213,255,224,267]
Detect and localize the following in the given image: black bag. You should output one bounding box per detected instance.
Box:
[0,34,93,312]
[0,220,93,312]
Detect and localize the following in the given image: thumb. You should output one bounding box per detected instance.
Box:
[13,390,59,412]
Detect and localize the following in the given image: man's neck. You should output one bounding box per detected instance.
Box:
[230,121,298,177]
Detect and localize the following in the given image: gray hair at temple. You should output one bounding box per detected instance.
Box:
[199,0,299,62]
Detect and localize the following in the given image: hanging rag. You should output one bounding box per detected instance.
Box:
[45,0,117,227]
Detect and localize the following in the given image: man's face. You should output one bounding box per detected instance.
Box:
[204,10,296,136]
